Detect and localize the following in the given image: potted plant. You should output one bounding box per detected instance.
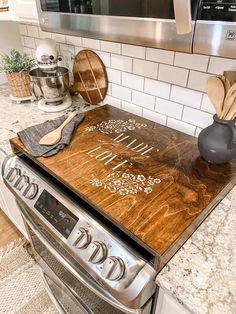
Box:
[0,49,36,99]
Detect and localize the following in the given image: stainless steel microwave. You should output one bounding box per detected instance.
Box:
[36,0,236,58]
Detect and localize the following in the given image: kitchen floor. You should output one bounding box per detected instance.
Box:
[0,209,22,247]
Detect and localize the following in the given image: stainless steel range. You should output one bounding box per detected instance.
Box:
[2,155,157,314]
[4,105,235,314]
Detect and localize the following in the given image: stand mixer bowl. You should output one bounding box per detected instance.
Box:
[29,66,70,105]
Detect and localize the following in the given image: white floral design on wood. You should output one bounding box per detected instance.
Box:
[90,171,161,195]
[85,119,147,134]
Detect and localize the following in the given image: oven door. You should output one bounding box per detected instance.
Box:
[36,0,199,52]
[18,201,153,314]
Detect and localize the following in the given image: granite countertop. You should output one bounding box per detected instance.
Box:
[157,186,236,314]
[0,83,235,314]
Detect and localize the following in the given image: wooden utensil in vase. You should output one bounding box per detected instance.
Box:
[206,76,225,117]
[219,75,231,94]
[225,98,236,120]
[223,71,236,87]
[221,83,236,119]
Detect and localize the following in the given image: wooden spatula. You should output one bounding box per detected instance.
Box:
[224,78,231,94]
[39,111,77,146]
[225,98,236,120]
[223,71,236,87]
[206,76,225,118]
[221,83,236,119]
[220,75,231,94]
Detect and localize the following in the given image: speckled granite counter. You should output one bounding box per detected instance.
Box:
[157,186,236,314]
[0,83,235,314]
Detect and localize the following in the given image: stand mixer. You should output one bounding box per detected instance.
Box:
[29,38,72,112]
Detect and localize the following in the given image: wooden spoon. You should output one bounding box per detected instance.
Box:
[206,76,225,118]
[39,111,77,146]
[221,83,236,119]
[224,78,231,94]
[219,75,231,94]
[225,98,236,120]
[223,71,236,87]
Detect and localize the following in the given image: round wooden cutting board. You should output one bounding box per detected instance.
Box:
[71,49,108,104]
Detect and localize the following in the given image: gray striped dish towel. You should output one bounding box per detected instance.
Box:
[17,113,84,157]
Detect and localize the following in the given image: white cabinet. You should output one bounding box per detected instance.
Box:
[0,150,29,239]
[155,287,191,314]
[9,0,38,22]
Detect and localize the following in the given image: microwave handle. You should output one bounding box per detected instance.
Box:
[173,0,192,34]
[18,203,139,314]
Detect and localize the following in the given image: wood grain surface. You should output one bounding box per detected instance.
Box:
[10,105,236,270]
[71,50,108,104]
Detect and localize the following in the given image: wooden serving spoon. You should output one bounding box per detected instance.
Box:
[224,78,231,94]
[221,83,236,119]
[225,98,236,120]
[223,71,236,87]
[220,75,231,94]
[39,111,77,146]
[206,76,225,118]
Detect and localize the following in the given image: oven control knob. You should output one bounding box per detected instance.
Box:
[12,174,21,186]
[22,182,38,199]
[101,257,125,281]
[5,167,21,182]
[86,241,107,264]
[73,228,91,249]
[14,175,29,190]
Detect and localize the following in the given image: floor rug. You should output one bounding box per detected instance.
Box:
[0,240,58,314]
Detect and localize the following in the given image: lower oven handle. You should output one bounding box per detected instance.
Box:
[19,204,141,314]
[41,269,94,314]
[40,270,66,314]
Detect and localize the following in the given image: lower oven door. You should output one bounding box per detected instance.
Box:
[18,202,153,314]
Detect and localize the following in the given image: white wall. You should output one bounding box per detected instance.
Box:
[0,20,23,84]
[19,22,236,137]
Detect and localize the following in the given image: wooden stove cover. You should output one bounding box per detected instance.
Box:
[10,105,236,269]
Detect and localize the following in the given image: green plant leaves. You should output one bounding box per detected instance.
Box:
[0,49,36,73]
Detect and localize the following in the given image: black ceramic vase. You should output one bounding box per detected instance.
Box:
[198,115,236,164]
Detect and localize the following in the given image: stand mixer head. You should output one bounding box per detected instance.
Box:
[35,38,61,69]
[29,38,72,112]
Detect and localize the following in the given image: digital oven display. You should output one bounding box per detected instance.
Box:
[34,190,78,239]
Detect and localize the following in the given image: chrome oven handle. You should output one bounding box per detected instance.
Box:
[41,270,94,314]
[19,204,140,314]
[173,0,192,34]
[40,270,66,314]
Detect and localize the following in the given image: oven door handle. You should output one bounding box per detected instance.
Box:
[19,204,142,314]
[40,270,66,314]
[41,270,93,314]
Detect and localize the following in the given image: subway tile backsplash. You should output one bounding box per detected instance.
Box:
[133,59,158,79]
[158,64,189,87]
[20,22,236,138]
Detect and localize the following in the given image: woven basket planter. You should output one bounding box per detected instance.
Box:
[6,71,31,98]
